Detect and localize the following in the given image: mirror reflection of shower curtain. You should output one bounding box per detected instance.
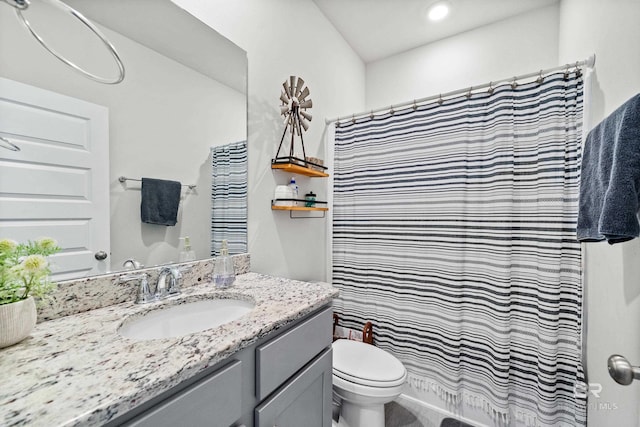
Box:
[332,72,586,426]
[211,141,247,255]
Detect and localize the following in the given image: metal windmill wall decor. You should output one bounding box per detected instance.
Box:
[273,75,323,170]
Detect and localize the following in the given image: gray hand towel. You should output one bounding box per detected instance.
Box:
[577,94,640,244]
[141,178,182,226]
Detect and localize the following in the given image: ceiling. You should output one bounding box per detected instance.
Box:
[312,0,559,63]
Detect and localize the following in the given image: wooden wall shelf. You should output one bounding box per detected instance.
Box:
[271,205,329,212]
[271,162,328,178]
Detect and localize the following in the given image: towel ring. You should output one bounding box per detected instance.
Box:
[4,0,125,84]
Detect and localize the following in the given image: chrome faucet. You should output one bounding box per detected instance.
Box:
[155,266,182,300]
[119,266,183,304]
[119,272,155,304]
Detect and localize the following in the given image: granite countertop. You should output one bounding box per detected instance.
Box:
[0,273,338,427]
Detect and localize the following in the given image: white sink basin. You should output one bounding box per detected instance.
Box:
[118,298,255,341]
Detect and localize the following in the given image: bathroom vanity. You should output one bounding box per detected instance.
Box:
[111,307,333,427]
[0,272,338,427]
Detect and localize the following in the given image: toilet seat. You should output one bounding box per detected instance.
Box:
[332,339,407,388]
[333,368,406,388]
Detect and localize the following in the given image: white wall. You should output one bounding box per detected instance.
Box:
[175,0,366,281]
[0,6,246,270]
[365,4,559,109]
[558,1,640,425]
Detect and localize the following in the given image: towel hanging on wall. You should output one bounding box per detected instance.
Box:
[140,177,181,226]
[577,93,640,244]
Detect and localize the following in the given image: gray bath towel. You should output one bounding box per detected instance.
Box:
[577,94,640,244]
[140,178,181,226]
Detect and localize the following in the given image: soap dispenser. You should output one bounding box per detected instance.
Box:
[213,239,235,288]
[179,236,196,262]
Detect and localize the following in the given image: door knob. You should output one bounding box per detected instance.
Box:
[94,251,108,261]
[608,354,640,385]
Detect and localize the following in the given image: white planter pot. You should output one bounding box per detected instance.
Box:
[0,296,37,348]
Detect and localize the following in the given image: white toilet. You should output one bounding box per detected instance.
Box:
[332,339,407,427]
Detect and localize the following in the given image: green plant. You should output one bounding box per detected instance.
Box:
[0,238,60,306]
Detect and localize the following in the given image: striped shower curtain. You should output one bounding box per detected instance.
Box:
[211,141,247,255]
[332,72,585,426]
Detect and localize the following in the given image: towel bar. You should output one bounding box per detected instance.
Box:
[118,176,196,190]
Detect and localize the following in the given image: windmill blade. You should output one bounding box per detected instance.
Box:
[299,116,310,131]
[300,110,312,121]
[289,76,297,96]
[298,86,310,101]
[294,77,305,97]
[280,91,290,104]
[282,80,291,98]
[280,106,290,115]
[299,99,313,109]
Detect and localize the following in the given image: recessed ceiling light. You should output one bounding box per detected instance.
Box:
[427,1,450,22]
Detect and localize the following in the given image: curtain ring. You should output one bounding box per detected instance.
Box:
[575,61,583,78]
[437,94,443,105]
[0,136,21,151]
[351,114,356,124]
[510,77,518,90]
[369,110,374,119]
[487,82,494,95]
[564,65,570,80]
[412,100,418,110]
[390,105,395,115]
[536,70,544,84]
[466,87,472,99]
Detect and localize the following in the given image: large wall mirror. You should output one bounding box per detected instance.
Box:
[0,0,248,280]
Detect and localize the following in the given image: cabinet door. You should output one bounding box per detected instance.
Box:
[256,307,332,400]
[125,360,242,427]
[255,348,332,427]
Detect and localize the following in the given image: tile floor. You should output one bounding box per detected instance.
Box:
[385,396,476,427]
[333,394,476,427]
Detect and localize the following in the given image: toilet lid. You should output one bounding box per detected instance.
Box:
[332,339,406,385]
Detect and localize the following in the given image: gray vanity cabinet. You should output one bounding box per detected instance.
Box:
[109,305,333,427]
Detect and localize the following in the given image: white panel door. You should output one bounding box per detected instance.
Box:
[0,77,110,280]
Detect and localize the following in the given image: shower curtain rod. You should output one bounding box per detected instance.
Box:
[325,54,596,124]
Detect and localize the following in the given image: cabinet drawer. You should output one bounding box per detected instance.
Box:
[256,307,332,400]
[255,348,333,427]
[126,360,242,427]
